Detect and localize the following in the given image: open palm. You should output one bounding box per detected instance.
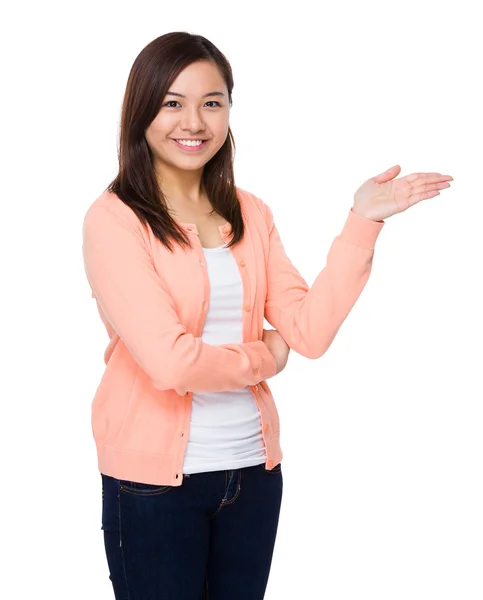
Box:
[353,165,453,221]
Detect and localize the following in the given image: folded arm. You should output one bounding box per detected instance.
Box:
[82,205,277,395]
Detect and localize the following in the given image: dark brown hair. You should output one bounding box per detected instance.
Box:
[105,32,243,252]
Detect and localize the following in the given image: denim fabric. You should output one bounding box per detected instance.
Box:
[101,462,283,599]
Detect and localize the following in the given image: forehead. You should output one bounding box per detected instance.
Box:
[169,60,227,95]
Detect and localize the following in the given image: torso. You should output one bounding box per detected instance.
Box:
[167,197,228,249]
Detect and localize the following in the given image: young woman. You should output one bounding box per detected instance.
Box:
[82,31,453,600]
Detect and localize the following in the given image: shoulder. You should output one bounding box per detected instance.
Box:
[235,186,274,226]
[83,190,146,234]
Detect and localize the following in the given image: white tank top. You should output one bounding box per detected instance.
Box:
[182,242,267,475]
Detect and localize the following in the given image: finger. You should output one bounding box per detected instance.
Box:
[410,189,441,205]
[404,172,453,184]
[404,172,441,182]
[373,164,401,183]
[411,181,452,196]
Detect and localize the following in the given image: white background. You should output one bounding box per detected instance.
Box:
[2,0,482,598]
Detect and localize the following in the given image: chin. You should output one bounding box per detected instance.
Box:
[173,153,218,169]
[174,158,210,170]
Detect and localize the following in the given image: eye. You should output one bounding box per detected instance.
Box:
[163,100,181,108]
[205,101,221,107]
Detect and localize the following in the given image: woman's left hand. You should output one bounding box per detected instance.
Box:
[352,165,453,222]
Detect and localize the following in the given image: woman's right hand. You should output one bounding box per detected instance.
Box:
[262,328,290,375]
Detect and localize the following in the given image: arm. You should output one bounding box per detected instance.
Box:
[263,203,385,359]
[82,205,277,395]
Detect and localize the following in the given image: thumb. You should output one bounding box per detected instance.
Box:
[372,164,401,183]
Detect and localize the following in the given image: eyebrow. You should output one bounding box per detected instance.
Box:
[165,91,225,98]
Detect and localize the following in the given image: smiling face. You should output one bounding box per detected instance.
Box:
[145,60,230,179]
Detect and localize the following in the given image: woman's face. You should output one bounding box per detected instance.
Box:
[145,60,230,176]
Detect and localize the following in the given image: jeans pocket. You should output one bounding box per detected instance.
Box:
[119,479,173,497]
[265,462,282,475]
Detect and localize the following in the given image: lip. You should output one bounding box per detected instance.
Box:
[171,139,208,152]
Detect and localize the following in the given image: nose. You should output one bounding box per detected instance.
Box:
[180,106,206,133]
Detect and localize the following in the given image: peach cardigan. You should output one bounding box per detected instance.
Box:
[82,187,385,485]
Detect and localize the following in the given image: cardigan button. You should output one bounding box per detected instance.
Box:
[244,304,251,311]
[239,261,245,267]
[267,461,273,469]
[263,424,269,431]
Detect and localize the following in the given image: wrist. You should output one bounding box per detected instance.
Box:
[351,206,384,223]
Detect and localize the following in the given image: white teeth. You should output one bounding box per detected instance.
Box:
[176,139,204,147]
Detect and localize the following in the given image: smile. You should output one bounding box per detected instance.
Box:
[172,139,208,152]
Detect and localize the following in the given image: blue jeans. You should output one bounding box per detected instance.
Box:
[101,462,283,599]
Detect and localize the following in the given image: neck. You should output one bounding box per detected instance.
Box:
[155,162,206,206]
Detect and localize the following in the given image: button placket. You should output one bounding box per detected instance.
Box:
[237,257,250,314]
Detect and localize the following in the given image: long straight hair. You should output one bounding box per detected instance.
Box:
[105,32,243,252]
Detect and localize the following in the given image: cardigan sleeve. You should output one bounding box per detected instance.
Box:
[82,205,277,395]
[262,202,385,359]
